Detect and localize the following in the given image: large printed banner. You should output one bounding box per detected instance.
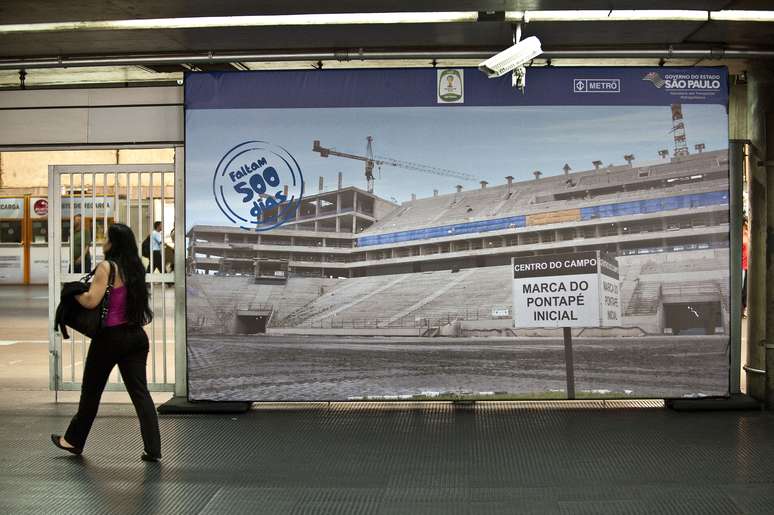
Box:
[185,67,730,401]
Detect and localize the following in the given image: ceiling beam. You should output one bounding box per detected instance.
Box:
[1,47,773,70]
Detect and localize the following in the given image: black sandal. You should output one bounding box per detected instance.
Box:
[50,434,83,455]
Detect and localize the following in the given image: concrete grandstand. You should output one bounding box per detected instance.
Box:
[188,148,729,336]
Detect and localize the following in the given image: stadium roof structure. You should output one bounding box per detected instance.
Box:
[360,148,728,236]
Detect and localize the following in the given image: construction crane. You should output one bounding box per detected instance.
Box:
[312,136,479,193]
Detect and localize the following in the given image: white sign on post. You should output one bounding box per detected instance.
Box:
[598,253,622,326]
[512,251,620,328]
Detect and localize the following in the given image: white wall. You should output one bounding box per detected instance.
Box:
[0,86,183,147]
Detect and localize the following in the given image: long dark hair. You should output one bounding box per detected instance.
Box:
[104,223,153,326]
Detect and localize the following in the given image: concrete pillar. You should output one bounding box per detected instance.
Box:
[337,172,343,189]
[744,67,773,403]
[767,110,774,406]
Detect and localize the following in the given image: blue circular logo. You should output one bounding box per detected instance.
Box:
[212,141,304,231]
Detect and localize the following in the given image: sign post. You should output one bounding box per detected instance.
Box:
[563,327,575,399]
[512,251,620,399]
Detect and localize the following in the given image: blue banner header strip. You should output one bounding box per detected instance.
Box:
[185,67,728,110]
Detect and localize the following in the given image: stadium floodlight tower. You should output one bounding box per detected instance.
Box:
[694,143,706,153]
[592,160,603,170]
[624,154,635,166]
[658,149,670,159]
[670,104,690,157]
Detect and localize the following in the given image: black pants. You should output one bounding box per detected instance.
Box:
[65,324,161,457]
[147,250,163,273]
[742,270,747,310]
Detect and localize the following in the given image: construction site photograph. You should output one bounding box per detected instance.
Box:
[185,102,730,401]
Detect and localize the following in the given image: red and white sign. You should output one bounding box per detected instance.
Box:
[33,198,48,217]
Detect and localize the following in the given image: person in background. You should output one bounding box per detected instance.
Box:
[71,214,92,273]
[51,223,160,461]
[164,226,175,273]
[148,221,163,273]
[742,216,749,318]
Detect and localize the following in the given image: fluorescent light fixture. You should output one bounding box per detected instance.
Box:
[710,10,774,22]
[507,10,708,22]
[0,12,479,34]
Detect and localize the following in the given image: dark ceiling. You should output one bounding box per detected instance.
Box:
[1,1,773,63]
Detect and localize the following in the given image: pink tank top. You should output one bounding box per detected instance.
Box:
[104,285,128,326]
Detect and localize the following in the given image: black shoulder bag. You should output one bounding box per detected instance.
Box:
[69,261,116,338]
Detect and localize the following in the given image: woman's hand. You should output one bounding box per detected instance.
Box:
[76,261,110,309]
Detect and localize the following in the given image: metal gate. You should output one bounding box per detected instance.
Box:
[48,163,178,392]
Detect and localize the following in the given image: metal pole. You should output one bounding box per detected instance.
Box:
[91,173,97,267]
[563,326,576,399]
[3,48,774,70]
[47,166,59,394]
[102,174,108,240]
[148,172,157,384]
[728,141,744,394]
[160,171,168,384]
[173,147,187,397]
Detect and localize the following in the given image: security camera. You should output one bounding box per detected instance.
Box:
[478,36,542,78]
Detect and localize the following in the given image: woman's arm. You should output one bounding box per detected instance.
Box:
[76,261,110,309]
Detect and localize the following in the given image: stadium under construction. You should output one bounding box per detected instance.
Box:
[187,146,729,338]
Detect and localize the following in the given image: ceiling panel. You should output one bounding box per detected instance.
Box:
[1,1,772,65]
[0,1,737,24]
[1,20,753,59]
[686,21,774,47]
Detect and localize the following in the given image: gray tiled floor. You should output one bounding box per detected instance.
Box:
[1,395,773,514]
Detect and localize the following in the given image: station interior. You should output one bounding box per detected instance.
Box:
[1,2,774,514]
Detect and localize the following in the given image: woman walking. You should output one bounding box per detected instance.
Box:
[51,223,161,461]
